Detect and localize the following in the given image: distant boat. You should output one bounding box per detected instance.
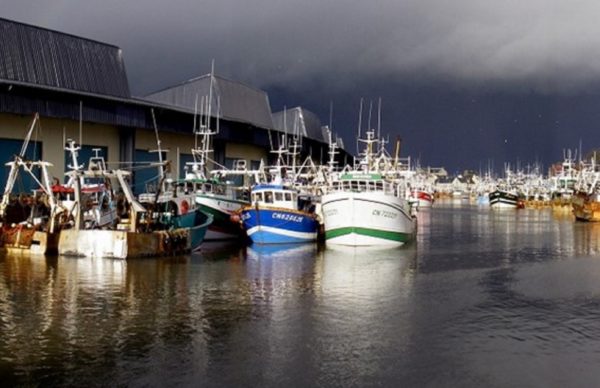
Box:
[241,184,319,244]
[412,189,434,208]
[571,158,600,221]
[489,189,518,209]
[571,192,600,221]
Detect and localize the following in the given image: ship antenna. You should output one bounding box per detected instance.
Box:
[356,98,363,155]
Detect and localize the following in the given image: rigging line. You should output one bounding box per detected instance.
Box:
[367,100,373,134]
[377,97,382,148]
[356,98,363,155]
[193,94,198,150]
[32,115,40,162]
[329,100,333,132]
[79,101,83,145]
[267,124,274,152]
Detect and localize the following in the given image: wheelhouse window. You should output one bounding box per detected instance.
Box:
[285,192,292,201]
[265,191,274,203]
[275,192,283,201]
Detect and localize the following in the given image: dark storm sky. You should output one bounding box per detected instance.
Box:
[4,0,600,173]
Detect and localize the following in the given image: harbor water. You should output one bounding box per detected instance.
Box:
[2,201,600,386]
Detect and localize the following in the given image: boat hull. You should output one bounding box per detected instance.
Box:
[58,229,190,258]
[196,195,247,240]
[412,190,433,208]
[572,192,600,222]
[175,210,213,251]
[58,211,212,258]
[489,190,518,209]
[241,207,318,244]
[0,227,59,255]
[322,191,416,247]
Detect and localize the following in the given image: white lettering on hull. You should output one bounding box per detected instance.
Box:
[272,213,304,222]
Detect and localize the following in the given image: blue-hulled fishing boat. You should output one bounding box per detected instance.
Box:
[240,184,318,244]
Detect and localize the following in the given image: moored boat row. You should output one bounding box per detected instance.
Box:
[0,100,424,257]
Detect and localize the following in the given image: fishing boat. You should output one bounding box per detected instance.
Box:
[183,176,249,240]
[0,114,62,254]
[321,115,417,248]
[411,189,434,208]
[572,191,600,221]
[571,157,600,221]
[322,172,416,247]
[240,184,319,244]
[58,167,212,258]
[180,67,255,241]
[549,151,579,210]
[58,111,212,258]
[489,189,519,209]
[489,166,522,209]
[0,158,61,254]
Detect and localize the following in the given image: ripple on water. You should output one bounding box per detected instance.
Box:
[2,205,600,385]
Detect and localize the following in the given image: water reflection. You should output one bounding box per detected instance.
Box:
[572,222,600,256]
[4,203,600,386]
[196,241,245,261]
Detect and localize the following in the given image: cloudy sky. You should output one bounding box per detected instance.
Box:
[4,0,600,173]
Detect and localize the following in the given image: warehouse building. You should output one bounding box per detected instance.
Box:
[0,17,348,193]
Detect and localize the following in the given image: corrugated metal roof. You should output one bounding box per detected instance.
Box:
[0,18,130,98]
[272,106,327,142]
[144,74,274,130]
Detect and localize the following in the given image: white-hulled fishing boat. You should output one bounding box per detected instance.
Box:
[322,171,416,246]
[322,115,416,247]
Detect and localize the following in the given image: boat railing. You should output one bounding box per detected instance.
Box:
[329,179,399,195]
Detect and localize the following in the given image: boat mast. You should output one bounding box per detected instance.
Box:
[150,109,164,183]
[327,129,339,172]
[356,98,363,157]
[190,62,218,180]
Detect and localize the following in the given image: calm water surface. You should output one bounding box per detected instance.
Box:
[2,201,600,387]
